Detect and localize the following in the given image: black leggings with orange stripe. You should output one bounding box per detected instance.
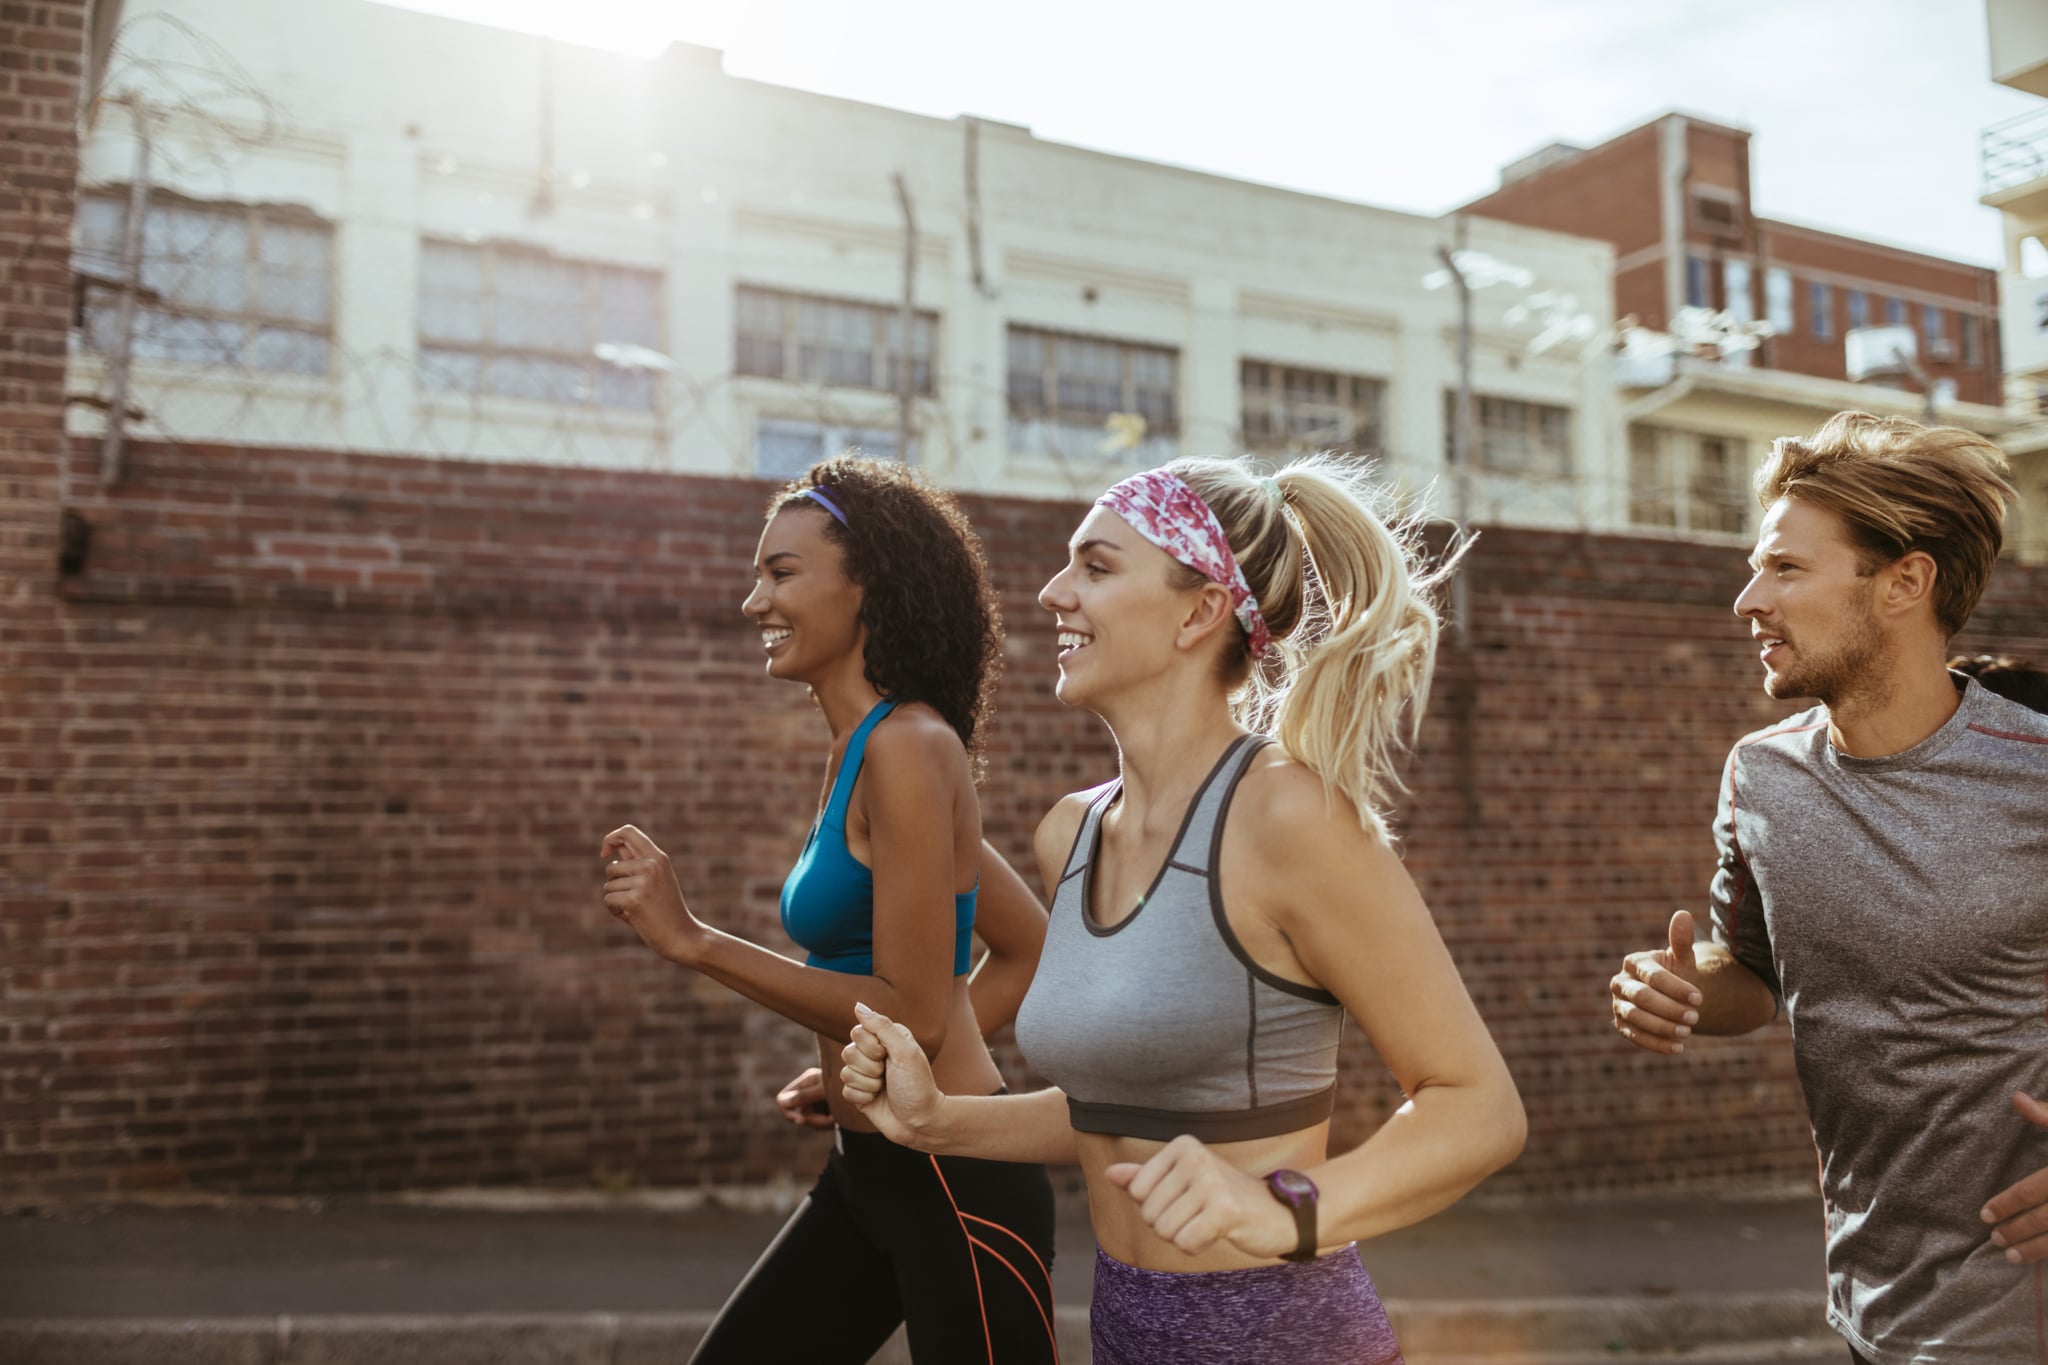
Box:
[691,1126,1060,1365]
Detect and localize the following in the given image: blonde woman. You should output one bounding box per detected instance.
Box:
[842,456,1524,1364]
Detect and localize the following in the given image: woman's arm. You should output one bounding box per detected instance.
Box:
[1269,810,1525,1243]
[965,839,1048,1037]
[841,1004,1080,1165]
[1105,766,1524,1258]
[599,718,967,1053]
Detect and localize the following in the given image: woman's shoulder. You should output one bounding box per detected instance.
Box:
[1032,784,1111,862]
[860,701,968,781]
[1231,743,1385,849]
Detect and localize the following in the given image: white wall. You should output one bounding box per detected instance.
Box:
[73,0,1620,526]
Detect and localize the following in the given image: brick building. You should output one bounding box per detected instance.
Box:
[1466,111,2003,404]
[1461,112,2043,555]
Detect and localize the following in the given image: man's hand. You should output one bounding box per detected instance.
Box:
[840,1003,947,1149]
[1982,1092,2048,1263]
[1105,1137,1297,1259]
[775,1067,835,1130]
[1610,910,1705,1055]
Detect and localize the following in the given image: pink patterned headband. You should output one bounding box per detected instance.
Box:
[1095,469,1272,659]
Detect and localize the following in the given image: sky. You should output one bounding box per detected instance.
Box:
[379,0,2038,269]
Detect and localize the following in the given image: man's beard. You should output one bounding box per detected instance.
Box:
[1766,599,1885,708]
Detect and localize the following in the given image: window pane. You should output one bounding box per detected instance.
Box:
[419,345,482,393]
[257,219,331,325]
[493,252,586,351]
[251,326,329,375]
[594,266,660,349]
[420,242,487,345]
[143,203,246,314]
[1006,329,1046,413]
[133,307,244,365]
[1628,426,1677,528]
[595,365,657,410]
[1765,268,1793,332]
[75,195,126,269]
[1724,260,1753,323]
[1689,436,1748,535]
[756,419,825,480]
[488,352,588,403]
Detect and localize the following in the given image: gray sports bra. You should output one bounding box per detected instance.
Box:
[1013,735,1345,1143]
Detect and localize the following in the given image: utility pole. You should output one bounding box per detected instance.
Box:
[1437,217,1474,648]
[1437,219,1481,828]
[893,173,917,464]
[100,94,153,489]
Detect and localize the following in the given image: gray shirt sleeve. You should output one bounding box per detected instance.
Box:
[1706,744,1781,1001]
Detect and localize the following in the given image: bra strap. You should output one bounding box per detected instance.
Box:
[822,698,898,830]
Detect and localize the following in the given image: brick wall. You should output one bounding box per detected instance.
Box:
[0,1,92,1196]
[7,436,2046,1205]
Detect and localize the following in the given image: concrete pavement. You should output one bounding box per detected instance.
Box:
[0,1187,1854,1362]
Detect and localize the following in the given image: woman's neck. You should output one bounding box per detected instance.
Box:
[1101,693,1246,833]
[808,657,886,741]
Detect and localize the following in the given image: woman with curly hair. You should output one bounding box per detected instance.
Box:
[842,455,1524,1365]
[600,455,1059,1364]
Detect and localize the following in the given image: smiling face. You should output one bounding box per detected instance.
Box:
[741,506,866,686]
[1734,496,1888,706]
[1036,505,1211,709]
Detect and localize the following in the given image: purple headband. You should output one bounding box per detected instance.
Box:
[803,487,848,526]
[1095,469,1272,658]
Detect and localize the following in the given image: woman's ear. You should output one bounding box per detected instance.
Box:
[1174,581,1237,654]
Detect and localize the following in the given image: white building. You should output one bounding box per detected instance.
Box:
[1980,0,2048,560]
[72,0,1625,526]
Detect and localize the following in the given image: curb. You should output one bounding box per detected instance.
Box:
[0,1292,1833,1364]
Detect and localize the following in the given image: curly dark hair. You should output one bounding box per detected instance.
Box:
[767,456,1004,772]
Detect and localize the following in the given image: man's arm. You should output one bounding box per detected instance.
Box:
[1611,909,1778,1054]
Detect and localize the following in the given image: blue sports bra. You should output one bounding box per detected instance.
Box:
[779,698,976,976]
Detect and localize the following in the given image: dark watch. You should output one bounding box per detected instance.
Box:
[1264,1168,1319,1262]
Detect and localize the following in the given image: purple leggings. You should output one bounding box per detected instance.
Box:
[1090,1243,1404,1365]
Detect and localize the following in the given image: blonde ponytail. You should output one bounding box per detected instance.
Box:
[1172,454,1462,843]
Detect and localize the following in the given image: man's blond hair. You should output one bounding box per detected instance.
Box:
[1756,411,2017,636]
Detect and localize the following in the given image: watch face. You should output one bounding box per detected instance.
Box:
[1268,1169,1317,1205]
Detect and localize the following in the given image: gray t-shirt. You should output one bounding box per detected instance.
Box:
[1710,677,2048,1364]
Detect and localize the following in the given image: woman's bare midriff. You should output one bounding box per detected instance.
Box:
[823,975,1000,1134]
[1079,1121,1334,1272]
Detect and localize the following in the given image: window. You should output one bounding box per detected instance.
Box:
[1723,259,1754,323]
[1960,314,1979,367]
[735,286,935,396]
[1445,392,1571,479]
[754,418,909,479]
[74,191,333,375]
[1007,326,1178,462]
[1809,282,1833,340]
[1847,289,1868,331]
[1629,426,1748,536]
[1686,256,1711,310]
[1765,268,1793,333]
[1885,297,1906,326]
[1921,303,1943,350]
[1691,191,1743,240]
[1239,361,1384,456]
[419,241,661,408]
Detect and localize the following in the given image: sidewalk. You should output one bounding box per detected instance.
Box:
[0,1188,1850,1363]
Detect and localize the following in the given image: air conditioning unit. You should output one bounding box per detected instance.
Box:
[1927,338,1956,363]
[1845,325,1917,382]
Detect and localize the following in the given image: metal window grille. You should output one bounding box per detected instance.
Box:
[75,191,334,376]
[734,285,935,396]
[419,240,662,410]
[1445,392,1572,479]
[1239,360,1384,455]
